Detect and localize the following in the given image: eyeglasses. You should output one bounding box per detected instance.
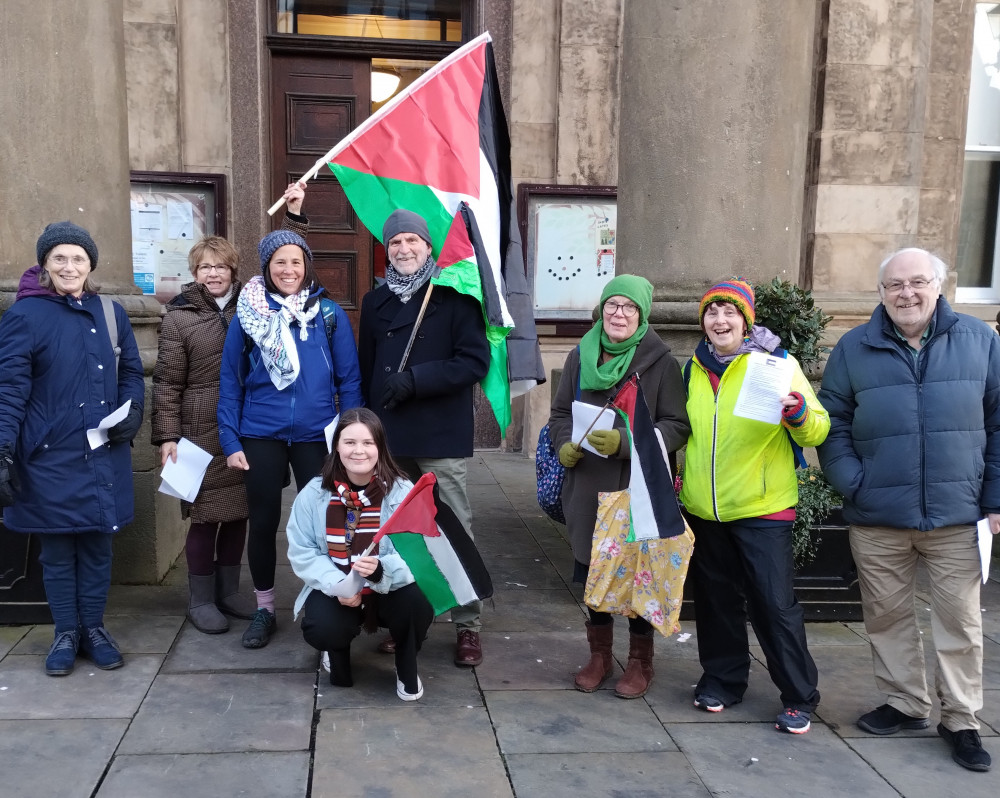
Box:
[49,254,89,267]
[196,263,229,275]
[881,277,936,294]
[603,300,639,318]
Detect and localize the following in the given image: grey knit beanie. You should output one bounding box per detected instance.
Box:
[36,221,99,269]
[382,210,431,246]
[258,229,312,273]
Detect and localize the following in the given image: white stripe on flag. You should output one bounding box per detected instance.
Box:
[628,430,660,541]
[424,527,480,606]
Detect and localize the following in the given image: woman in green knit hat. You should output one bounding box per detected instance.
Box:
[546,274,690,698]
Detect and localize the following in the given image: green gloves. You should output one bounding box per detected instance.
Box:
[586,429,621,456]
[558,442,584,468]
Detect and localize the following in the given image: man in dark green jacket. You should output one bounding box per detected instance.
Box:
[819,248,1000,773]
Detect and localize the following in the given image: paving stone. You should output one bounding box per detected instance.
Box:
[483,587,585,633]
[846,736,997,795]
[162,609,316,673]
[119,671,314,753]
[488,688,673,754]
[671,722,900,797]
[0,718,127,798]
[98,752,310,798]
[107,582,187,615]
[0,654,162,720]
[0,625,27,658]
[311,706,511,798]
[489,556,568,590]
[476,629,618,691]
[506,751,711,797]
[476,526,544,558]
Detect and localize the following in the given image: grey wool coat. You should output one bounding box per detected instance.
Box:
[151,278,248,523]
[547,330,691,564]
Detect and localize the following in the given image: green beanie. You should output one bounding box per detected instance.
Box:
[600,274,653,323]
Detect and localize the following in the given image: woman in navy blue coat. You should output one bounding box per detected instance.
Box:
[217,229,363,649]
[0,222,145,676]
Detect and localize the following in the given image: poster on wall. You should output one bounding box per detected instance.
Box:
[519,184,617,321]
[129,172,226,304]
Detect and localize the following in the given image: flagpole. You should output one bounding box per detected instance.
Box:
[397,283,435,372]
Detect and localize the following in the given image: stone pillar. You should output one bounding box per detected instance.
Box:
[0,2,175,583]
[617,1,819,355]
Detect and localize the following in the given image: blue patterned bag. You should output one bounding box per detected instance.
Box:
[536,423,566,523]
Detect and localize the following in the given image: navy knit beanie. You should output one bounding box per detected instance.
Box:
[382,209,431,246]
[36,221,99,269]
[258,230,312,273]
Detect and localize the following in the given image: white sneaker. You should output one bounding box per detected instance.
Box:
[321,651,330,673]
[396,674,424,701]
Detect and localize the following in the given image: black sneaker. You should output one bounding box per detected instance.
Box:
[694,694,725,712]
[776,708,811,734]
[856,703,929,735]
[938,723,992,772]
[241,608,276,649]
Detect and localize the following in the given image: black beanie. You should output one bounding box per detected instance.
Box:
[382,210,432,246]
[36,221,99,270]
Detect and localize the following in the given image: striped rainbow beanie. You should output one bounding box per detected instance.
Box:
[699,278,755,331]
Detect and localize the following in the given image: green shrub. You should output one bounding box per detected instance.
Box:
[753,277,832,372]
[793,467,843,569]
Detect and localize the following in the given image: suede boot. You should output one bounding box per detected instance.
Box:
[215,563,257,620]
[574,622,614,692]
[188,574,229,634]
[615,632,654,699]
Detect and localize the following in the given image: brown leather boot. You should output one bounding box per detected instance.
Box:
[574,622,614,692]
[615,632,654,699]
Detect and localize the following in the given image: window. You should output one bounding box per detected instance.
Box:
[276,1,462,42]
[957,3,1000,302]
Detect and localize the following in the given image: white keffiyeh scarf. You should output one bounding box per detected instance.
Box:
[237,276,320,390]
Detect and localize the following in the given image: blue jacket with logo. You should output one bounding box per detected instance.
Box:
[818,298,1000,530]
[217,287,363,456]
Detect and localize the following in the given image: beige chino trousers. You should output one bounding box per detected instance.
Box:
[850,523,983,731]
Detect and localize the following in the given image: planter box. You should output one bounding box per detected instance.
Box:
[679,508,862,622]
[0,524,51,625]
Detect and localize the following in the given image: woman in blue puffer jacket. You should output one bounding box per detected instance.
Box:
[218,229,362,649]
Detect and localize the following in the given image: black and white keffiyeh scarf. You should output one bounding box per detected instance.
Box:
[237,275,320,390]
[384,254,437,303]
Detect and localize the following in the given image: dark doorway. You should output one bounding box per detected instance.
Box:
[270,52,373,333]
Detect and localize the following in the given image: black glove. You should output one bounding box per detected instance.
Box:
[0,443,21,507]
[107,403,143,444]
[381,371,415,410]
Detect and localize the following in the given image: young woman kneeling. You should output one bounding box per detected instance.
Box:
[287,408,433,700]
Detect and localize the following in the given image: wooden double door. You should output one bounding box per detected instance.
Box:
[270,52,373,334]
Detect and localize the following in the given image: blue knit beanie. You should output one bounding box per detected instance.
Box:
[36,221,99,269]
[258,230,312,273]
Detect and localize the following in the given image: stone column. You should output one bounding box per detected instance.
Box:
[617,1,819,356]
[0,2,173,583]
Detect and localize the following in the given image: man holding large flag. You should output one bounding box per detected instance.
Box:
[359,209,490,667]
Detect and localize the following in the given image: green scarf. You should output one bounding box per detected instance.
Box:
[578,320,648,391]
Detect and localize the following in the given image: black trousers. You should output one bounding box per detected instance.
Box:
[687,514,820,712]
[300,582,434,693]
[241,438,327,591]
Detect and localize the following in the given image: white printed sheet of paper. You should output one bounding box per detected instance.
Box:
[327,570,365,599]
[86,400,132,450]
[571,400,616,457]
[732,351,794,425]
[158,438,213,503]
[977,518,993,584]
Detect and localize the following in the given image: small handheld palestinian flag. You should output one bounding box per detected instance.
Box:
[370,473,493,616]
[610,375,687,541]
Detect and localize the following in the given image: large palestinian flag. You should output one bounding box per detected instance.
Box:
[611,376,687,541]
[319,32,538,433]
[373,473,493,616]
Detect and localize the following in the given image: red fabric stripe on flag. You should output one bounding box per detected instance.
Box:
[373,473,441,543]
[437,209,476,270]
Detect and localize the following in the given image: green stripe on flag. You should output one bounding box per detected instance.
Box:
[390,532,460,616]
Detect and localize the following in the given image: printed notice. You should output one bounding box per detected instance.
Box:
[732,351,794,425]
[572,400,616,457]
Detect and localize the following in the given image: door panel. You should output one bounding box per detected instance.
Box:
[270,54,372,331]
